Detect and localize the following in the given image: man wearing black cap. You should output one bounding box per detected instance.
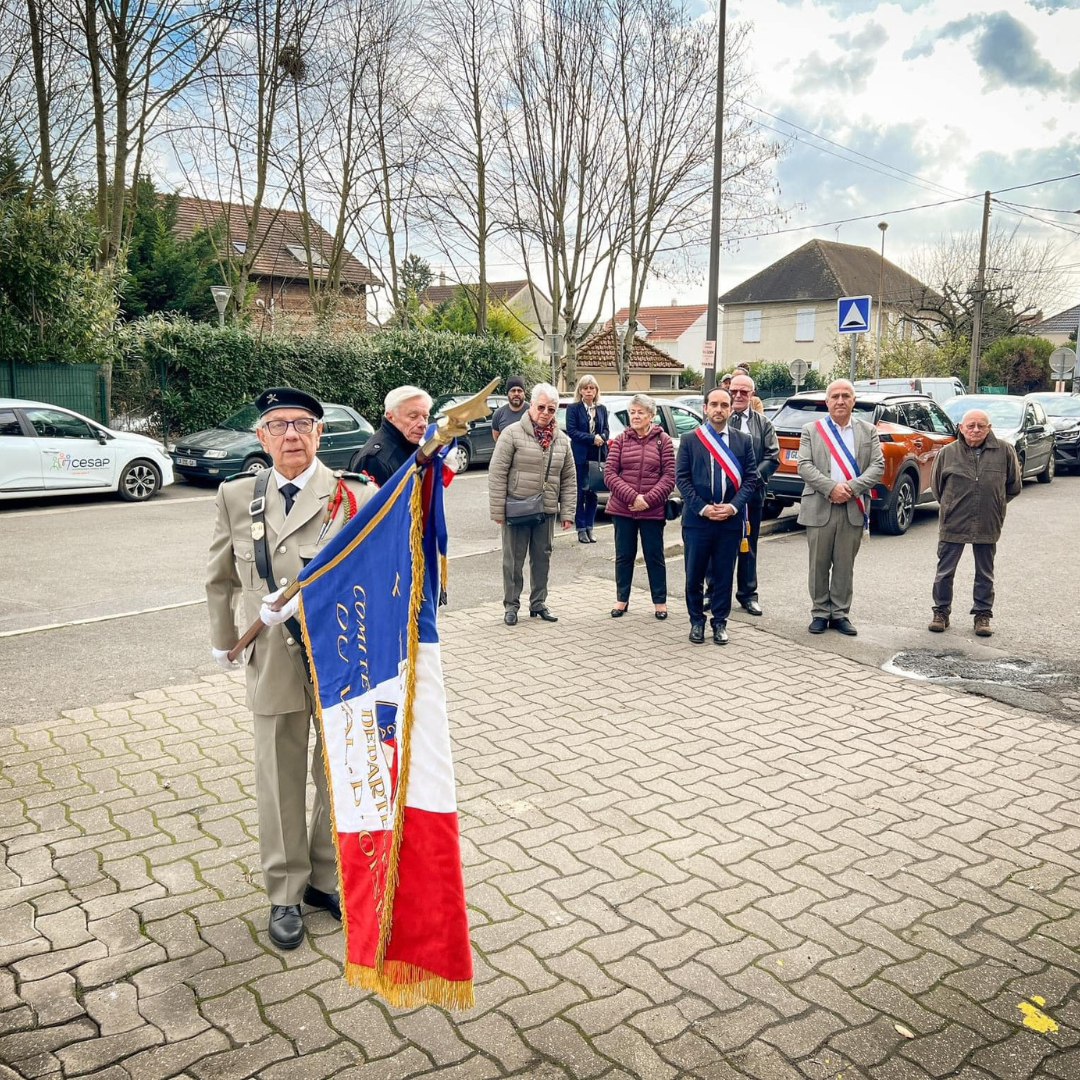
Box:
[491,376,527,440]
[205,387,374,950]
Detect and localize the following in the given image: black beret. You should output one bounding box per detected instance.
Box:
[254,387,324,419]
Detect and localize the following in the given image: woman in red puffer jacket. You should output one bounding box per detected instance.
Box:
[603,394,677,619]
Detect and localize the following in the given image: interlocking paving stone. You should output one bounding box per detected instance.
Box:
[3,583,1080,1080]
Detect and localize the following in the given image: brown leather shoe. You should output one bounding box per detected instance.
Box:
[974,614,992,637]
[928,612,949,633]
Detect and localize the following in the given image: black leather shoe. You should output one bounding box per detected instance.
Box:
[268,904,304,950]
[530,608,558,622]
[611,604,628,618]
[713,623,729,645]
[504,610,518,626]
[689,623,705,644]
[741,600,763,616]
[578,529,590,544]
[830,617,858,636]
[303,885,341,921]
[586,529,597,543]
[654,609,668,620]
[808,617,828,634]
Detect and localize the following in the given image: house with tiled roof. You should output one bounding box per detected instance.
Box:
[419,273,552,359]
[172,197,380,330]
[1028,303,1080,348]
[574,327,683,393]
[609,303,709,371]
[717,239,941,371]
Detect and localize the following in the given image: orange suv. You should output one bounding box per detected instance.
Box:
[766,391,957,535]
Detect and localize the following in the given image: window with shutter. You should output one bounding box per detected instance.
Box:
[795,308,816,342]
[743,310,761,343]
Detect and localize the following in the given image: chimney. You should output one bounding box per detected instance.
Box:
[439,270,446,287]
[671,298,677,306]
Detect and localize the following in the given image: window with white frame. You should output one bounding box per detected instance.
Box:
[795,307,816,342]
[742,310,761,343]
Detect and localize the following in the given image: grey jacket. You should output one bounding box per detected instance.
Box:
[931,430,1021,544]
[730,408,780,503]
[488,413,577,522]
[796,416,885,527]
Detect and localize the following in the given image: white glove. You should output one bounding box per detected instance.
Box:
[212,647,246,671]
[259,587,300,626]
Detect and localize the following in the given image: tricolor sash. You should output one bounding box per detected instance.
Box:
[694,425,750,551]
[816,418,869,532]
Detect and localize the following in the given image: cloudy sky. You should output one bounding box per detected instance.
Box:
[634,0,1080,312]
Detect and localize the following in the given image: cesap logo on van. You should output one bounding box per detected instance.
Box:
[50,451,112,472]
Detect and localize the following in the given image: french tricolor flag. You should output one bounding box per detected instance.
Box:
[296,449,473,1009]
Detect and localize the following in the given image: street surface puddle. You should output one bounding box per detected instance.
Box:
[885,650,1080,694]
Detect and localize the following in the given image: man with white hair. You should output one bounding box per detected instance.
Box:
[353,384,432,485]
[928,408,1021,637]
[796,379,884,636]
[488,383,576,624]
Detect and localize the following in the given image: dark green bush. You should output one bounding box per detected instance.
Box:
[114,316,530,435]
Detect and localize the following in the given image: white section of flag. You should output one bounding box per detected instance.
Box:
[404,643,457,814]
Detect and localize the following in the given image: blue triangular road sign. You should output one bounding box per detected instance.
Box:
[837,296,871,334]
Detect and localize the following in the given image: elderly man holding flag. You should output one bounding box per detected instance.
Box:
[676,385,759,646]
[796,379,884,637]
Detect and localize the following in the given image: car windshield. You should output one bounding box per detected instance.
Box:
[1029,394,1080,418]
[771,399,875,432]
[943,396,1022,428]
[217,404,260,431]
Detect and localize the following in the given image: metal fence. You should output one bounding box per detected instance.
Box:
[1,361,109,423]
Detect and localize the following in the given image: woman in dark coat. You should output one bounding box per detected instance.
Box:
[566,375,610,543]
[603,393,676,618]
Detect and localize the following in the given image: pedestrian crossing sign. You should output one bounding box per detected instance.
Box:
[837,295,871,334]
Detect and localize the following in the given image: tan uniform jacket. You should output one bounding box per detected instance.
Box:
[206,461,375,714]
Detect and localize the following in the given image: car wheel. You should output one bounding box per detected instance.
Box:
[450,442,472,472]
[761,500,784,520]
[117,460,162,502]
[874,472,916,536]
[1037,452,1055,484]
[242,455,271,475]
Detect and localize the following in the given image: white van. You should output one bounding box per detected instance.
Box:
[853,377,965,405]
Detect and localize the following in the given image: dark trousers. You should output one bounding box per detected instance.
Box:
[735,499,764,605]
[575,460,598,530]
[502,515,556,612]
[933,541,996,617]
[613,517,667,603]
[683,524,739,627]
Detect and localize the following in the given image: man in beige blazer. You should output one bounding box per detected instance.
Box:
[206,387,375,949]
[796,380,884,637]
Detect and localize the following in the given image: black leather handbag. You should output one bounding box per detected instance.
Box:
[505,445,555,527]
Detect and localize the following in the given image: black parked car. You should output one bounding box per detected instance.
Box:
[172,402,374,481]
[1026,393,1080,471]
[434,394,507,470]
[942,394,1056,483]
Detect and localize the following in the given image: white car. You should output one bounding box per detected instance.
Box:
[0,398,175,502]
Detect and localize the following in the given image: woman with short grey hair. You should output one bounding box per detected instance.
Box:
[603,392,675,618]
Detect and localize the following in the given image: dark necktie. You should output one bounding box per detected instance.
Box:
[281,483,299,516]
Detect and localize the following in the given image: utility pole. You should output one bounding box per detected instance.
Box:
[702,0,727,396]
[874,221,888,378]
[968,191,991,394]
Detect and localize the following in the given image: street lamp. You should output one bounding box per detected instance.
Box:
[210,285,233,329]
[874,221,888,378]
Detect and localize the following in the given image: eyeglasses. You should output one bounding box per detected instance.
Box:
[263,418,316,436]
[534,404,557,414]
[729,389,752,397]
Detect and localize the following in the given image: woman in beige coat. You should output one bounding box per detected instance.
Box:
[488,383,577,624]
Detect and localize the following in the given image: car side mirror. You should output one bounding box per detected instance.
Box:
[97,432,109,445]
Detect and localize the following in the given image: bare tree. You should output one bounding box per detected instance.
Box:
[417,0,507,334]
[501,0,625,385]
[609,0,784,388]
[906,223,1071,350]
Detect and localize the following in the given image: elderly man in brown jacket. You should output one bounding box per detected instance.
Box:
[929,408,1021,637]
[488,382,576,624]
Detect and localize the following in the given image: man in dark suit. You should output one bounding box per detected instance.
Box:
[728,373,780,616]
[676,386,759,645]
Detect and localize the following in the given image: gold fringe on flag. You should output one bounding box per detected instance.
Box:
[345,960,475,1010]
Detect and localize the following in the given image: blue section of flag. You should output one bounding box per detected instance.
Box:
[298,454,422,712]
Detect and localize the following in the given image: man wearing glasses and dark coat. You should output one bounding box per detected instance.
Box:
[205,387,374,950]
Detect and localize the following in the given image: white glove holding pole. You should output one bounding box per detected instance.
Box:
[259,587,300,627]
[212,647,247,671]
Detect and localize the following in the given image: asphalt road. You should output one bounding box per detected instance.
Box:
[2,468,1077,726]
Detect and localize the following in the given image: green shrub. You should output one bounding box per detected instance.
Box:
[114,316,530,435]
[742,361,824,398]
[979,335,1053,393]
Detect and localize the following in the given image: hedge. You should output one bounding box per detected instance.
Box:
[113,316,536,435]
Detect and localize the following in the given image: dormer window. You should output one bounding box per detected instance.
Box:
[285,243,328,268]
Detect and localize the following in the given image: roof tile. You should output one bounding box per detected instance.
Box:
[576,328,682,371]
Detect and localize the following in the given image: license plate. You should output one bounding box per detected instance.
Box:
[175,457,197,467]
[785,448,799,462]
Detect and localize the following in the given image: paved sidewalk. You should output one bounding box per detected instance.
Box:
[2,581,1079,1080]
